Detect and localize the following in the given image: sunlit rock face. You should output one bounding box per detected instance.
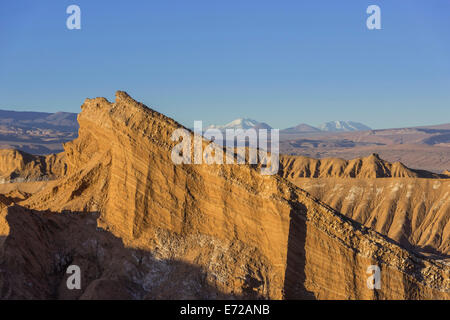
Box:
[0,91,448,300]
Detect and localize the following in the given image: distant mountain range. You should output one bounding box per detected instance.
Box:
[0,111,372,135]
[318,121,372,132]
[207,118,371,132]
[207,118,272,130]
[1,110,449,173]
[282,123,321,133]
[0,109,78,131]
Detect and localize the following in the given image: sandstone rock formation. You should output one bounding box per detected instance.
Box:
[280,154,445,179]
[0,91,448,299]
[0,149,66,183]
[282,177,450,258]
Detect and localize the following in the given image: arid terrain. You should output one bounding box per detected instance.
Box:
[279,125,450,174]
[0,92,448,300]
[279,155,450,258]
[2,109,449,174]
[0,109,78,155]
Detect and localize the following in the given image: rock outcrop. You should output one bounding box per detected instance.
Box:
[280,154,445,179]
[0,149,66,183]
[0,91,448,299]
[284,177,450,257]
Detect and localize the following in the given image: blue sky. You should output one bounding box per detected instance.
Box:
[1,0,449,129]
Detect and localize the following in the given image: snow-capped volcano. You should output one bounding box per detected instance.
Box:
[207,118,272,130]
[318,121,371,132]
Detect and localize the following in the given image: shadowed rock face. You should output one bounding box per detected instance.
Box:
[0,205,237,300]
[0,91,448,299]
[282,178,450,257]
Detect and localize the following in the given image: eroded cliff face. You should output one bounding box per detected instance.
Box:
[0,149,66,183]
[279,154,444,179]
[0,92,448,299]
[283,178,450,257]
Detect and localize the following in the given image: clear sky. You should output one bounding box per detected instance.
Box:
[1,0,449,129]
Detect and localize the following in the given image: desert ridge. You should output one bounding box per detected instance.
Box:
[0,91,448,299]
